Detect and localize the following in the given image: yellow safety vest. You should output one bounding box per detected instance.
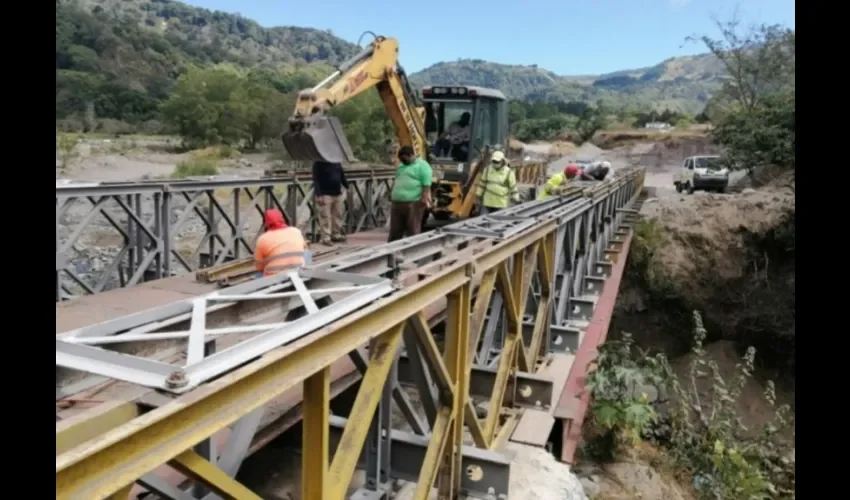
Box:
[476,165,519,209]
[537,173,567,200]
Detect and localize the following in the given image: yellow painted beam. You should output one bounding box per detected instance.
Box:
[527,299,552,363]
[409,312,454,393]
[56,401,140,456]
[437,282,471,497]
[56,267,469,499]
[413,407,452,500]
[484,335,518,444]
[302,366,330,500]
[326,323,404,500]
[467,268,497,364]
[169,450,262,500]
[105,484,132,500]
[496,262,519,327]
[464,400,488,449]
[493,413,519,450]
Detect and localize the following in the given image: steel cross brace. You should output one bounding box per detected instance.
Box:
[395,353,555,410]
[56,269,396,393]
[328,416,512,498]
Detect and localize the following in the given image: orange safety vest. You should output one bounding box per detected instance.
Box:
[254,227,307,276]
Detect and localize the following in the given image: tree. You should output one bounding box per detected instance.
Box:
[689,17,795,113]
[576,106,608,143]
[691,17,795,170]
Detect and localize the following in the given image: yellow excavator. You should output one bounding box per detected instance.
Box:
[280,35,545,223]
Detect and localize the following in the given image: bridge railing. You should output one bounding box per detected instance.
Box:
[55,170,394,301]
[55,168,645,500]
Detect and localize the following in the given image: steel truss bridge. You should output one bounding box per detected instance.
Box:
[56,164,547,301]
[56,167,645,499]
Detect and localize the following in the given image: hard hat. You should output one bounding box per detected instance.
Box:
[565,164,580,177]
[600,160,611,169]
[491,151,506,163]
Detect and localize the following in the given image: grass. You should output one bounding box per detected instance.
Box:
[172,158,219,178]
[171,146,242,179]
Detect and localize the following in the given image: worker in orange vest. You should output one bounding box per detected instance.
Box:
[254,209,310,277]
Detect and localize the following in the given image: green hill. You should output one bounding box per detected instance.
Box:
[56,0,358,129]
[409,54,726,113]
[56,0,722,132]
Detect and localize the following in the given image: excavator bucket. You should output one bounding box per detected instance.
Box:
[281,116,358,164]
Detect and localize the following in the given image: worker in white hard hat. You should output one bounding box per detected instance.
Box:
[476,150,519,215]
[581,160,612,181]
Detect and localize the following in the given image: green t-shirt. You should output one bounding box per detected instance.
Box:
[391,157,433,202]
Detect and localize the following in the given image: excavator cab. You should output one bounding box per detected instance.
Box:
[422,86,509,168]
[422,86,509,219]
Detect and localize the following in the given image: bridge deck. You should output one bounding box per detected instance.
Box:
[55,172,645,500]
[56,227,394,498]
[57,227,391,333]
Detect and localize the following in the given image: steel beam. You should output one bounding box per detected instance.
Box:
[56,169,646,499]
[396,354,554,409]
[56,264,471,498]
[328,416,512,498]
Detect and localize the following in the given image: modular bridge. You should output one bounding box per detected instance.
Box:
[56,167,645,499]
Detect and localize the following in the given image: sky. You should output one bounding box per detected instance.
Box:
[181,0,795,75]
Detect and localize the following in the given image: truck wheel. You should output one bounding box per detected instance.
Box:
[686,182,695,194]
[717,186,726,194]
[675,182,682,193]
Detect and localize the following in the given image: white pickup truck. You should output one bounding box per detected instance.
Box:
[674,155,730,194]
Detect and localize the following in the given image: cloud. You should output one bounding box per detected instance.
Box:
[669,0,690,7]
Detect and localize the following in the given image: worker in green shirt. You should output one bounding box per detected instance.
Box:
[388,145,433,242]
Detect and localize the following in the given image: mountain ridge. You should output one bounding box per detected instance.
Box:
[58,0,723,125]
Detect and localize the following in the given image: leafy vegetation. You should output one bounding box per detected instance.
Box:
[584,333,664,461]
[693,19,796,171]
[507,100,693,144]
[57,0,731,148]
[586,313,795,499]
[56,0,357,133]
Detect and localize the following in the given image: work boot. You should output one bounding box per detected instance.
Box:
[320,237,333,246]
[331,234,347,243]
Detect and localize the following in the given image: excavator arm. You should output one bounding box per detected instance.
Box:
[281,36,428,164]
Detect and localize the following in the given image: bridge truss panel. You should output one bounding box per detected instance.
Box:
[55,172,394,301]
[55,169,645,500]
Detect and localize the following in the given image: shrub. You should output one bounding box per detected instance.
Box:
[662,312,795,499]
[172,158,219,178]
[584,332,665,461]
[57,133,81,170]
[585,312,795,499]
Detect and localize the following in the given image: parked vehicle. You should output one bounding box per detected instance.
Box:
[674,155,730,194]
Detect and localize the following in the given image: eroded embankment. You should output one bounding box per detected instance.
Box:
[612,174,796,376]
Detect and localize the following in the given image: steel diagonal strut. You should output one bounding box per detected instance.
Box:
[56,269,396,393]
[55,169,645,500]
[56,171,396,300]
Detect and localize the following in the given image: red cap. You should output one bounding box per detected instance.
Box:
[565,164,580,177]
[263,209,287,231]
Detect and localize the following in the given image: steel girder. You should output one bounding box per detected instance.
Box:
[56,172,394,301]
[55,169,645,500]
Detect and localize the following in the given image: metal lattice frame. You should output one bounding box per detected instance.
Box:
[56,172,394,301]
[56,169,645,500]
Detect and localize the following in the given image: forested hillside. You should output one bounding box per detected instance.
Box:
[56,0,728,152]
[409,54,724,113]
[56,0,358,132]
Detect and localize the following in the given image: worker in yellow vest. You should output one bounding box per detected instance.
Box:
[476,151,519,215]
[537,164,580,200]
